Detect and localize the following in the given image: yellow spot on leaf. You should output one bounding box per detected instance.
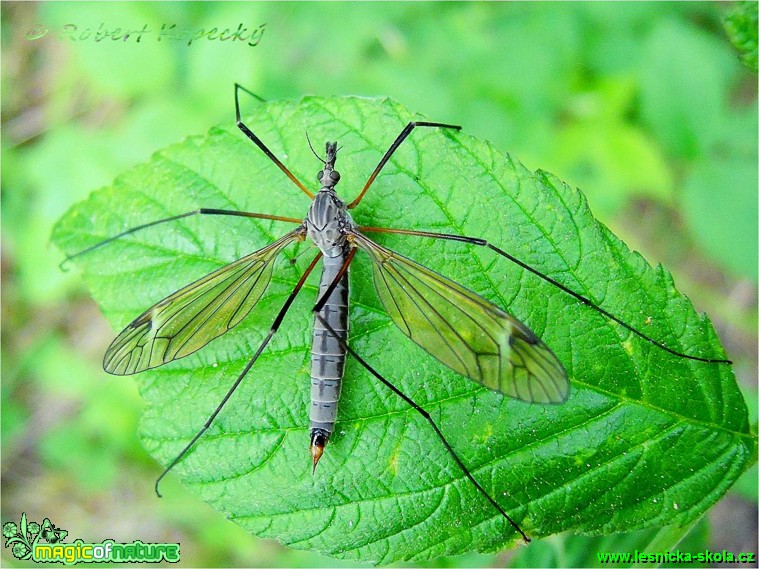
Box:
[622,339,634,355]
[474,424,494,444]
[388,450,399,475]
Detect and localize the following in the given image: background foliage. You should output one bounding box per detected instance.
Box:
[2,2,757,567]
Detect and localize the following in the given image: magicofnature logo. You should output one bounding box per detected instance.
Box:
[3,512,180,564]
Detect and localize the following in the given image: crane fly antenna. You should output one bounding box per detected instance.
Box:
[305,132,326,164]
[154,252,323,496]
[357,225,732,365]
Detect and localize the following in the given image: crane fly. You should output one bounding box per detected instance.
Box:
[63,85,732,544]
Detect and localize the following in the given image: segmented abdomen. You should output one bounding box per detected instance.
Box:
[310,254,349,436]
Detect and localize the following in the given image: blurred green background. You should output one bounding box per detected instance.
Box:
[2,2,756,567]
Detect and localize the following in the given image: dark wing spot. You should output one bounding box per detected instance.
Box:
[509,321,541,346]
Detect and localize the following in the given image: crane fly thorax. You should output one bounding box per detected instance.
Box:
[303,140,353,258]
[306,188,354,258]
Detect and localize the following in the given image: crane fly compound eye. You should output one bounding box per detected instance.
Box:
[330,171,340,183]
[317,170,324,182]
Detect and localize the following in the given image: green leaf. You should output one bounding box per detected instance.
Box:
[51,96,754,564]
[511,518,709,568]
[723,1,759,73]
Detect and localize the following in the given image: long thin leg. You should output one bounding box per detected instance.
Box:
[347,121,461,209]
[313,310,531,544]
[154,252,323,497]
[234,83,314,199]
[61,208,302,269]
[358,225,732,365]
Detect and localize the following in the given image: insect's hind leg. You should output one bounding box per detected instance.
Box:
[312,309,531,544]
[348,121,462,209]
[312,253,530,542]
[60,208,302,269]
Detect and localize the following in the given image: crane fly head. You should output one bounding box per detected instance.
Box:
[317,141,341,190]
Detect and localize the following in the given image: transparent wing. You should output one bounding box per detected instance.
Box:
[104,228,304,375]
[352,232,569,403]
